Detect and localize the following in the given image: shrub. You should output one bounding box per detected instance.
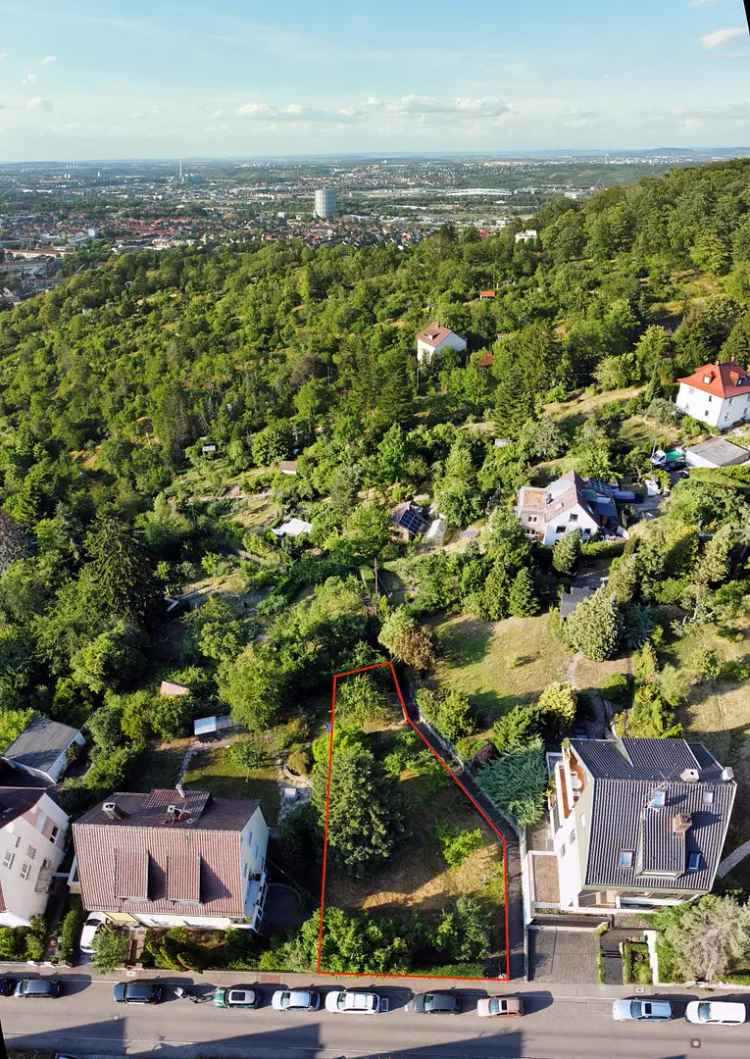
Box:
[477,737,548,826]
[92,926,129,972]
[287,747,312,776]
[435,825,484,869]
[563,587,622,661]
[416,687,473,743]
[0,927,23,960]
[57,902,84,964]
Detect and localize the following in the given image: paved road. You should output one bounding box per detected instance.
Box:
[3,972,750,1057]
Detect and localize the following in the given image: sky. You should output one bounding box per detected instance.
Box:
[0,0,749,161]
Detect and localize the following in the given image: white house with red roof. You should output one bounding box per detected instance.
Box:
[415,323,467,366]
[675,361,750,430]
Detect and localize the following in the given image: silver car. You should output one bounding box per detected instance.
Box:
[612,998,672,1021]
[271,989,321,1012]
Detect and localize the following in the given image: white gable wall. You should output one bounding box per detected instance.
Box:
[540,502,599,547]
[0,794,69,927]
[676,383,750,430]
[416,332,467,366]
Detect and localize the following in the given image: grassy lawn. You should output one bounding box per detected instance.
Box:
[128,743,186,792]
[183,743,283,823]
[545,385,644,431]
[432,614,572,725]
[669,617,750,848]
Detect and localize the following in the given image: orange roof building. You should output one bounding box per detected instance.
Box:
[675,361,750,430]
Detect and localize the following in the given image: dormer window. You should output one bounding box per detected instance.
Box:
[649,790,666,809]
[687,851,702,872]
[618,850,634,868]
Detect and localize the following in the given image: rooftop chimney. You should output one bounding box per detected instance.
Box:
[103,800,125,820]
[672,812,692,835]
[722,767,735,782]
[175,783,185,799]
[680,768,700,784]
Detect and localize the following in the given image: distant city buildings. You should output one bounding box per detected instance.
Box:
[314,188,337,219]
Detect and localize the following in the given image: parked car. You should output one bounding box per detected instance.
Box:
[14,978,62,999]
[113,981,163,1004]
[410,992,462,1015]
[612,998,672,1021]
[213,986,261,1009]
[79,912,106,955]
[686,1001,746,1025]
[0,977,16,997]
[324,990,389,1014]
[477,995,524,1017]
[271,989,321,1012]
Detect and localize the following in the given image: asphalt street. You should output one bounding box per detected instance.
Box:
[2,972,750,1058]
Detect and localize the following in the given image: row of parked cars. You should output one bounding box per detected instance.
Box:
[1,975,523,1018]
[112,981,523,1017]
[613,999,746,1025]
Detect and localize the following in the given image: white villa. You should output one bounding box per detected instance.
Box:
[415,323,467,366]
[675,361,750,430]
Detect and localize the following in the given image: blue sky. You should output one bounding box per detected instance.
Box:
[1,1,748,160]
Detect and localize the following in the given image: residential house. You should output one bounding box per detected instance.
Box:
[2,716,85,785]
[515,471,622,546]
[278,460,298,476]
[675,361,750,430]
[72,788,269,931]
[415,323,467,366]
[159,681,190,698]
[390,501,429,542]
[545,738,735,914]
[685,437,750,469]
[515,229,538,244]
[479,290,496,300]
[0,788,69,927]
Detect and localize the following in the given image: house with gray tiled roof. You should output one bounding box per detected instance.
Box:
[71,788,268,932]
[542,738,735,915]
[2,716,85,785]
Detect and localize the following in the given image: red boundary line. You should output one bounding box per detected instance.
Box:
[316,660,511,983]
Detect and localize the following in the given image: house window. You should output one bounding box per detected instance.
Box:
[688,851,702,872]
[569,513,578,523]
[649,790,666,808]
[27,846,36,860]
[13,836,20,848]
[2,852,15,869]
[560,843,566,857]
[555,525,565,534]
[49,826,59,843]
[618,850,634,868]
[19,862,31,880]
[569,831,576,845]
[703,790,714,805]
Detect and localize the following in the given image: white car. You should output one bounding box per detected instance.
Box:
[79,913,106,955]
[612,998,672,1021]
[686,1000,746,1025]
[324,990,388,1015]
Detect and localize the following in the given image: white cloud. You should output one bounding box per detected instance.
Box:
[22,72,38,85]
[689,0,719,7]
[40,55,57,65]
[235,95,510,125]
[0,52,7,61]
[700,26,746,48]
[27,97,53,112]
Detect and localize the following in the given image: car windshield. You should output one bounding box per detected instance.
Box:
[697,1002,710,1020]
[489,998,501,1014]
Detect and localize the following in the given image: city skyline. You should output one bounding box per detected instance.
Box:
[0,0,749,161]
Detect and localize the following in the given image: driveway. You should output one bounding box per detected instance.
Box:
[528,927,599,984]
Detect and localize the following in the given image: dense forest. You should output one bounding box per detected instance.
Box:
[0,156,749,826]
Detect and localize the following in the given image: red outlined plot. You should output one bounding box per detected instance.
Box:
[317,660,511,982]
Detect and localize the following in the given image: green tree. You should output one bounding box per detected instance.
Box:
[378,608,435,670]
[507,568,540,617]
[536,681,577,739]
[653,895,750,983]
[312,741,402,878]
[84,516,161,624]
[92,926,129,972]
[552,529,581,575]
[218,646,284,730]
[564,586,621,661]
